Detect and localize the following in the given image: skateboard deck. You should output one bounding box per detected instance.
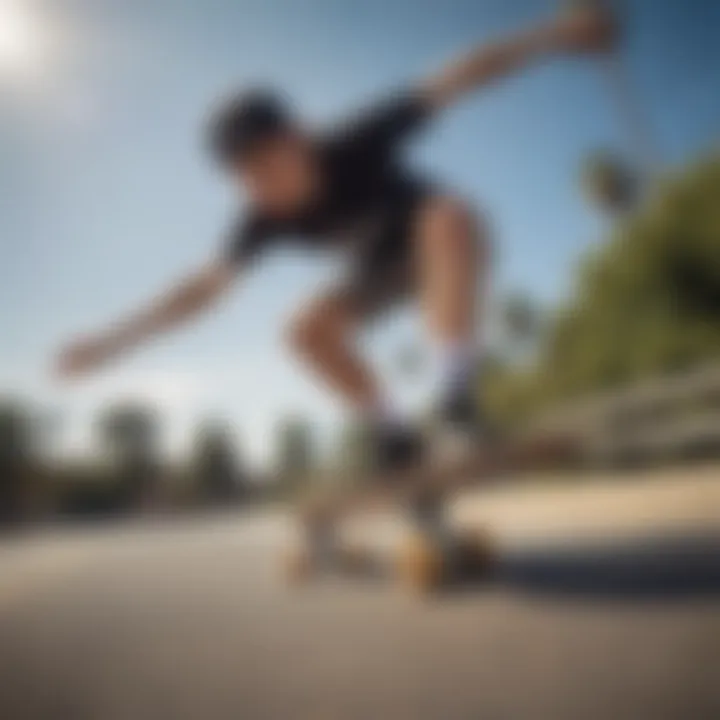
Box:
[284,433,574,592]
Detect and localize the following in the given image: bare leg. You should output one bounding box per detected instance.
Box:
[414,195,489,351]
[287,196,489,414]
[285,290,383,413]
[410,196,491,522]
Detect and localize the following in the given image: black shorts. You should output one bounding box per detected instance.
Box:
[333,183,434,322]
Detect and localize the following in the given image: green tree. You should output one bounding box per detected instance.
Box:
[0,399,34,524]
[334,420,374,483]
[542,154,720,402]
[191,421,245,503]
[564,0,661,178]
[274,416,314,490]
[581,150,641,216]
[484,154,720,424]
[500,292,543,362]
[96,402,161,509]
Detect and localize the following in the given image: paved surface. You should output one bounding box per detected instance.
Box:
[1,472,720,720]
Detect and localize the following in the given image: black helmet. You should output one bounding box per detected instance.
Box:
[207,87,294,166]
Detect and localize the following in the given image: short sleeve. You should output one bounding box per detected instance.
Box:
[222,214,278,267]
[331,88,431,157]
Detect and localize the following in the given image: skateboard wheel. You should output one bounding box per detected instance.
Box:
[397,531,445,593]
[456,528,496,576]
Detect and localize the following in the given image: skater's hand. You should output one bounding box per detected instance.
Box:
[552,3,618,55]
[55,334,120,379]
[419,2,619,112]
[54,262,239,381]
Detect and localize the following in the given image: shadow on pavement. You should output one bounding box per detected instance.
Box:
[487,531,720,602]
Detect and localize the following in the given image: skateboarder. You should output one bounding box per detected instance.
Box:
[57,6,615,476]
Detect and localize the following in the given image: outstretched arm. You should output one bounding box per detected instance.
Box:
[56,261,239,378]
[420,3,617,111]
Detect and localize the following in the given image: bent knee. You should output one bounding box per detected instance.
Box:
[285,306,322,353]
[418,196,493,262]
[284,293,352,353]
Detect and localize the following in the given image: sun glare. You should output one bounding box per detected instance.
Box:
[0,0,46,79]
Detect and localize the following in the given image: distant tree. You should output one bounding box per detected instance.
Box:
[481,154,720,424]
[565,0,661,180]
[500,292,543,362]
[540,154,720,403]
[274,416,314,490]
[0,399,34,524]
[334,420,374,483]
[96,402,161,509]
[581,150,641,216]
[191,421,245,504]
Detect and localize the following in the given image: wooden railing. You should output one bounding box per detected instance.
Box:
[527,364,720,466]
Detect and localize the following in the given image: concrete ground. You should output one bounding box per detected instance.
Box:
[1,467,719,720]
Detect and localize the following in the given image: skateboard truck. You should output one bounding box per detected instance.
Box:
[284,434,575,592]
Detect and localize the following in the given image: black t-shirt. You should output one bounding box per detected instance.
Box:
[223,90,432,268]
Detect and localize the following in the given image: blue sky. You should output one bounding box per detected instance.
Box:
[1,0,718,467]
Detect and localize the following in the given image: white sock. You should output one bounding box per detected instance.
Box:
[434,339,479,400]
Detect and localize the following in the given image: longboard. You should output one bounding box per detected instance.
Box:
[284,433,575,593]
[284,523,496,592]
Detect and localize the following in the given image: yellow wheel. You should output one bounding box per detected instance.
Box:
[397,530,446,593]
